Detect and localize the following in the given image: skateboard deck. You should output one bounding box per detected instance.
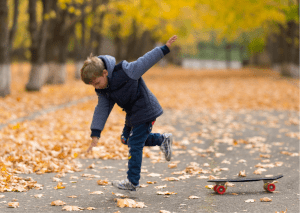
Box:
[207,174,283,194]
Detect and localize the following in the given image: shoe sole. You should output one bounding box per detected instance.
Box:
[165,133,173,161]
[112,182,137,191]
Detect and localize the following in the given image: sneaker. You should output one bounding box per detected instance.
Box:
[161,133,173,161]
[112,179,138,191]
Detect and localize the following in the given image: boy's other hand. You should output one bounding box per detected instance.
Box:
[166,35,178,48]
[86,137,99,153]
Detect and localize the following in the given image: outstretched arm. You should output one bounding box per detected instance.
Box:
[122,35,178,80]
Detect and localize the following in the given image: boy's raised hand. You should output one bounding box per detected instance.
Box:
[166,35,178,48]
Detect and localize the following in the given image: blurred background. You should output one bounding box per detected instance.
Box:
[0,0,299,97]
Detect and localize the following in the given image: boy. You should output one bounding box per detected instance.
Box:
[81,35,178,191]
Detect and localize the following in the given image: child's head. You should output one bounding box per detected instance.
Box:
[81,54,108,89]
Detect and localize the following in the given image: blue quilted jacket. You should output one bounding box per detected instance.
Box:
[90,45,170,138]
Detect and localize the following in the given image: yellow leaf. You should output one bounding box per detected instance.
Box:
[54,182,65,190]
[51,200,66,206]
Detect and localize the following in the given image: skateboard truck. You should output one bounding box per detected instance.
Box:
[208,174,283,195]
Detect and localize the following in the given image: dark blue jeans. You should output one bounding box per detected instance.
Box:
[121,120,164,186]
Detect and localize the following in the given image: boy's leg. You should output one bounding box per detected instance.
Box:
[144,120,173,162]
[142,118,164,147]
[115,120,172,190]
[121,121,164,147]
[126,121,154,186]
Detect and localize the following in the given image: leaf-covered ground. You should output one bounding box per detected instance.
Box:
[1,64,298,124]
[0,64,299,212]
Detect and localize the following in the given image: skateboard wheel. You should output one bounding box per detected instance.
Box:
[263,183,268,191]
[266,183,276,192]
[213,185,218,192]
[216,185,226,195]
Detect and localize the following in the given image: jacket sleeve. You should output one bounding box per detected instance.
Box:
[122,45,170,80]
[90,92,115,138]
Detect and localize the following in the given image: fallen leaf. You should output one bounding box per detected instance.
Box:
[275,162,283,167]
[189,196,200,199]
[160,210,171,213]
[162,177,179,181]
[116,198,146,208]
[146,181,157,184]
[97,180,108,185]
[68,195,77,198]
[54,182,65,189]
[89,191,104,195]
[86,207,96,210]
[209,175,218,180]
[168,163,177,169]
[260,154,271,158]
[53,177,62,182]
[51,200,66,206]
[205,185,214,189]
[253,168,267,175]
[8,202,19,208]
[197,175,209,179]
[87,163,95,169]
[221,160,231,164]
[157,191,177,195]
[215,153,225,157]
[280,151,299,156]
[34,194,44,198]
[147,173,161,177]
[239,170,246,177]
[62,206,84,211]
[155,185,167,189]
[0,195,5,198]
[225,182,235,187]
[112,192,128,198]
[140,184,148,188]
[245,199,255,203]
[237,159,246,164]
[260,197,272,202]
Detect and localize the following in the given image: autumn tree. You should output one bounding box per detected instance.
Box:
[26,0,51,91]
[0,0,19,97]
[73,0,109,80]
[45,0,84,85]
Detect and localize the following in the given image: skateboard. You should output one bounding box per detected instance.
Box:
[207,174,283,195]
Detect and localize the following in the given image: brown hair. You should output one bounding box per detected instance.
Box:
[80,53,105,84]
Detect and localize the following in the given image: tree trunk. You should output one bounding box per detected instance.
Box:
[225,44,231,69]
[9,0,19,57]
[0,0,11,97]
[26,0,50,91]
[125,19,138,61]
[46,9,69,85]
[74,3,87,80]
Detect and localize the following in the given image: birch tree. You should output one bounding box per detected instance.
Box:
[0,0,19,97]
[26,0,51,91]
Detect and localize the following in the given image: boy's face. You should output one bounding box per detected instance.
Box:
[90,70,108,89]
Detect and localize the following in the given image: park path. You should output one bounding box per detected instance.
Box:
[0,98,299,212]
[0,65,299,212]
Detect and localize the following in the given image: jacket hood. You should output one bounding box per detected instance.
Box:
[97,55,116,79]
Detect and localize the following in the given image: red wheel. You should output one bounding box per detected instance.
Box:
[216,185,226,195]
[213,185,218,192]
[266,183,276,192]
